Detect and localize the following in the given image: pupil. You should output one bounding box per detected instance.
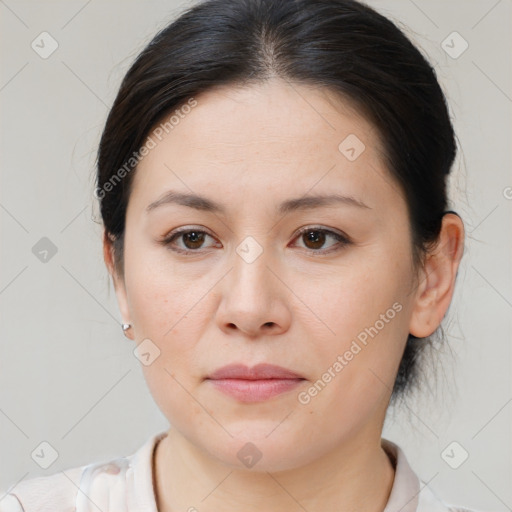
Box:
[185,231,204,248]
[305,230,324,249]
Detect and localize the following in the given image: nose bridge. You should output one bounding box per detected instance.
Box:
[215,232,288,333]
[230,234,275,301]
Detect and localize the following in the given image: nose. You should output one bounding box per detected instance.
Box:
[214,242,291,338]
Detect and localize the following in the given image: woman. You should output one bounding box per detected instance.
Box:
[1,0,481,510]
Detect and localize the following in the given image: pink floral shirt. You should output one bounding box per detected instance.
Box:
[0,431,483,512]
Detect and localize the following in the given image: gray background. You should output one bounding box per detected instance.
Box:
[0,0,511,510]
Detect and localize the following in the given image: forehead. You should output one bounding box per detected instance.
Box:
[147,80,382,153]
[130,79,400,214]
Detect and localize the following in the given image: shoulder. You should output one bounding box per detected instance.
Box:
[0,458,135,512]
[0,430,165,512]
[418,478,488,512]
[382,438,490,512]
[0,465,85,511]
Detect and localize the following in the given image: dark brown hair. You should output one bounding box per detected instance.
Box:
[95,0,459,403]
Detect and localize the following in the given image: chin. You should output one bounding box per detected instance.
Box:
[199,429,313,473]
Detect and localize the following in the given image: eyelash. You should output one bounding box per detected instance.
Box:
[160,226,351,256]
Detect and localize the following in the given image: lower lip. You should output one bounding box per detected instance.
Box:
[207,378,304,402]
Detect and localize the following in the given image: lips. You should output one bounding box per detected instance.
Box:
[205,363,305,402]
[207,363,304,380]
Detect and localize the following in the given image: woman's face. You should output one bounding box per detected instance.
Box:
[111,79,423,470]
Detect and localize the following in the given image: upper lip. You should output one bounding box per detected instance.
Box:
[207,363,304,380]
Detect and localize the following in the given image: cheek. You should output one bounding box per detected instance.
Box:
[300,260,404,342]
[142,361,208,440]
[125,259,211,397]
[297,313,407,439]
[299,257,410,399]
[134,297,209,431]
[126,248,208,339]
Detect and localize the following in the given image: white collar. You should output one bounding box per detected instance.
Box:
[4,430,469,511]
[126,432,456,512]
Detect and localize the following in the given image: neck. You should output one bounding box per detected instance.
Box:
[153,426,395,512]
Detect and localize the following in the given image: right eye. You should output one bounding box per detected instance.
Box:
[161,227,220,254]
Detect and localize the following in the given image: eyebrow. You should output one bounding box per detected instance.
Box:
[145,190,371,215]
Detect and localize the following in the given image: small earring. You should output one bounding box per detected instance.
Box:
[122,323,132,338]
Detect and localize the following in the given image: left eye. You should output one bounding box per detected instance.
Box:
[293,227,350,254]
[161,227,350,255]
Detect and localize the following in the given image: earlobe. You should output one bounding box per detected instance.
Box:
[408,213,465,339]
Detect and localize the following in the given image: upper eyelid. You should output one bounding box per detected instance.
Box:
[165,225,347,239]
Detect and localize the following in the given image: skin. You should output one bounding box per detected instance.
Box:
[103,78,465,512]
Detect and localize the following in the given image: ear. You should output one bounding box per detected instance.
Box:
[408,213,465,338]
[103,228,134,340]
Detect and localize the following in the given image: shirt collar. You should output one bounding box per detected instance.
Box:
[128,430,167,512]
[381,438,421,512]
[129,432,423,512]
